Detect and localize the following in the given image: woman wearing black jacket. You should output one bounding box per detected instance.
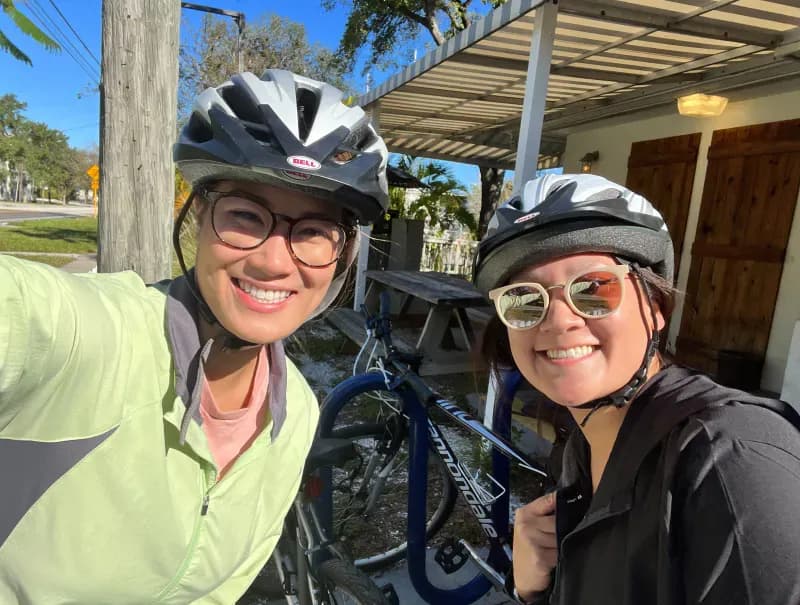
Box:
[473,174,800,605]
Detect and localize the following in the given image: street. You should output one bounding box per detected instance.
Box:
[0,202,94,223]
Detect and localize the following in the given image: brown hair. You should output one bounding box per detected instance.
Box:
[479,265,677,379]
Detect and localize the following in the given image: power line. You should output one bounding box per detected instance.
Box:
[22,0,99,84]
[46,0,100,67]
[23,1,99,84]
[27,0,99,80]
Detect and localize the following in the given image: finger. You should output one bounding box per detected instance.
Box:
[537,546,558,569]
[516,507,557,533]
[537,514,557,534]
[527,491,557,516]
[514,547,558,580]
[519,526,558,549]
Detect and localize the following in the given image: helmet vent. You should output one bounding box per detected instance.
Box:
[296,87,319,141]
[219,83,262,125]
[342,123,372,151]
[185,113,213,143]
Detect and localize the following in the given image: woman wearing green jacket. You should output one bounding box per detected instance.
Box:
[0,69,388,604]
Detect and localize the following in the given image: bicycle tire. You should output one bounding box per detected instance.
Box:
[238,557,284,601]
[317,558,391,605]
[321,374,457,572]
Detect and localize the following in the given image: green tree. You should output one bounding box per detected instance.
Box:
[179,13,350,117]
[390,155,476,237]
[0,95,92,202]
[0,93,31,200]
[0,0,59,65]
[322,0,505,74]
[25,124,91,201]
[0,94,27,168]
[323,0,509,238]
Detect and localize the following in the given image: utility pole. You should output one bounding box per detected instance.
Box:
[99,0,179,281]
[181,3,246,72]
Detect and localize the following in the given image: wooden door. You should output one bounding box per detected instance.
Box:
[676,119,800,374]
[626,132,701,269]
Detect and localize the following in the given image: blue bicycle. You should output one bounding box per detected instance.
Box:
[317,292,555,604]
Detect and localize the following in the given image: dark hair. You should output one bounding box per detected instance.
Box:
[479,265,677,379]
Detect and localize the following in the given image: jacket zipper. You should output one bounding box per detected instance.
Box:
[156,465,217,601]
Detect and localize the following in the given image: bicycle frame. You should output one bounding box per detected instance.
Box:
[272,488,338,605]
[318,367,549,605]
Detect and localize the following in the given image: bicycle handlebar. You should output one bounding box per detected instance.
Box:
[361,291,435,404]
[360,291,394,348]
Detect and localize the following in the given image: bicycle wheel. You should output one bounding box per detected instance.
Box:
[317,558,391,605]
[238,558,283,602]
[321,374,457,571]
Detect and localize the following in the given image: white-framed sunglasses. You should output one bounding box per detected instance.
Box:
[488,264,631,331]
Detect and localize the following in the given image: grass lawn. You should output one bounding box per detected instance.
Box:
[4,253,75,268]
[0,217,97,254]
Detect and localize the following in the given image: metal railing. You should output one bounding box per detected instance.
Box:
[420,237,478,279]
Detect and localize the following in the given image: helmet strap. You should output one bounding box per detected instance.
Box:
[577,264,660,428]
[172,188,260,351]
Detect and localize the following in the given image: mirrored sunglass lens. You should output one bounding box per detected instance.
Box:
[291,219,345,266]
[498,286,546,329]
[213,196,272,247]
[569,271,623,317]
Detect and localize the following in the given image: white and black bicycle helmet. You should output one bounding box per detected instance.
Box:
[474,174,675,421]
[172,70,389,347]
[174,69,389,224]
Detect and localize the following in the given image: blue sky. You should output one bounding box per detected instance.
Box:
[0,0,488,188]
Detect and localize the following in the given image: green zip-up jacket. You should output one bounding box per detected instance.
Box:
[0,255,319,604]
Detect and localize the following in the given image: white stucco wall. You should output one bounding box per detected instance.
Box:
[562,81,800,393]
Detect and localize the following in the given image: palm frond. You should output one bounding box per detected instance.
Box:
[387,153,477,235]
[3,1,59,51]
[0,28,32,64]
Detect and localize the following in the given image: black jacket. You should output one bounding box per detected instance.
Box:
[530,365,800,605]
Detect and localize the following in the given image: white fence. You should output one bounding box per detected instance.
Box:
[420,237,478,278]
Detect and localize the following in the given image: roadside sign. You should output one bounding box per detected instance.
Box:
[86,164,100,217]
[86,164,100,190]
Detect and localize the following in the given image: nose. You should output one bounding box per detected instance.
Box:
[539,289,584,333]
[247,222,296,275]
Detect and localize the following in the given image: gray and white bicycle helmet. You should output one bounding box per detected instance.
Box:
[473,174,675,420]
[174,69,389,224]
[473,174,673,294]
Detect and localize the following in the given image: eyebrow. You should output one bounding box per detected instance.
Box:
[524,264,617,284]
[215,189,339,221]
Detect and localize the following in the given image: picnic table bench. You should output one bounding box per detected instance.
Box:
[327,270,492,375]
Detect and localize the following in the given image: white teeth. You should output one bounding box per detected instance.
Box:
[546,345,594,360]
[238,280,291,303]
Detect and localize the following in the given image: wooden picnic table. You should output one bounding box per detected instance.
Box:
[365,268,486,346]
[362,270,491,375]
[327,270,493,374]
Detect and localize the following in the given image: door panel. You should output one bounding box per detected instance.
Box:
[626,132,701,270]
[676,119,800,376]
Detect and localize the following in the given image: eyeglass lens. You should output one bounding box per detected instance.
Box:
[497,269,624,329]
[211,194,346,267]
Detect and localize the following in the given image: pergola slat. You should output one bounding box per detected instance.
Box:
[360,0,800,170]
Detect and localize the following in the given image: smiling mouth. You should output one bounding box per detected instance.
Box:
[234,278,293,304]
[544,345,596,360]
